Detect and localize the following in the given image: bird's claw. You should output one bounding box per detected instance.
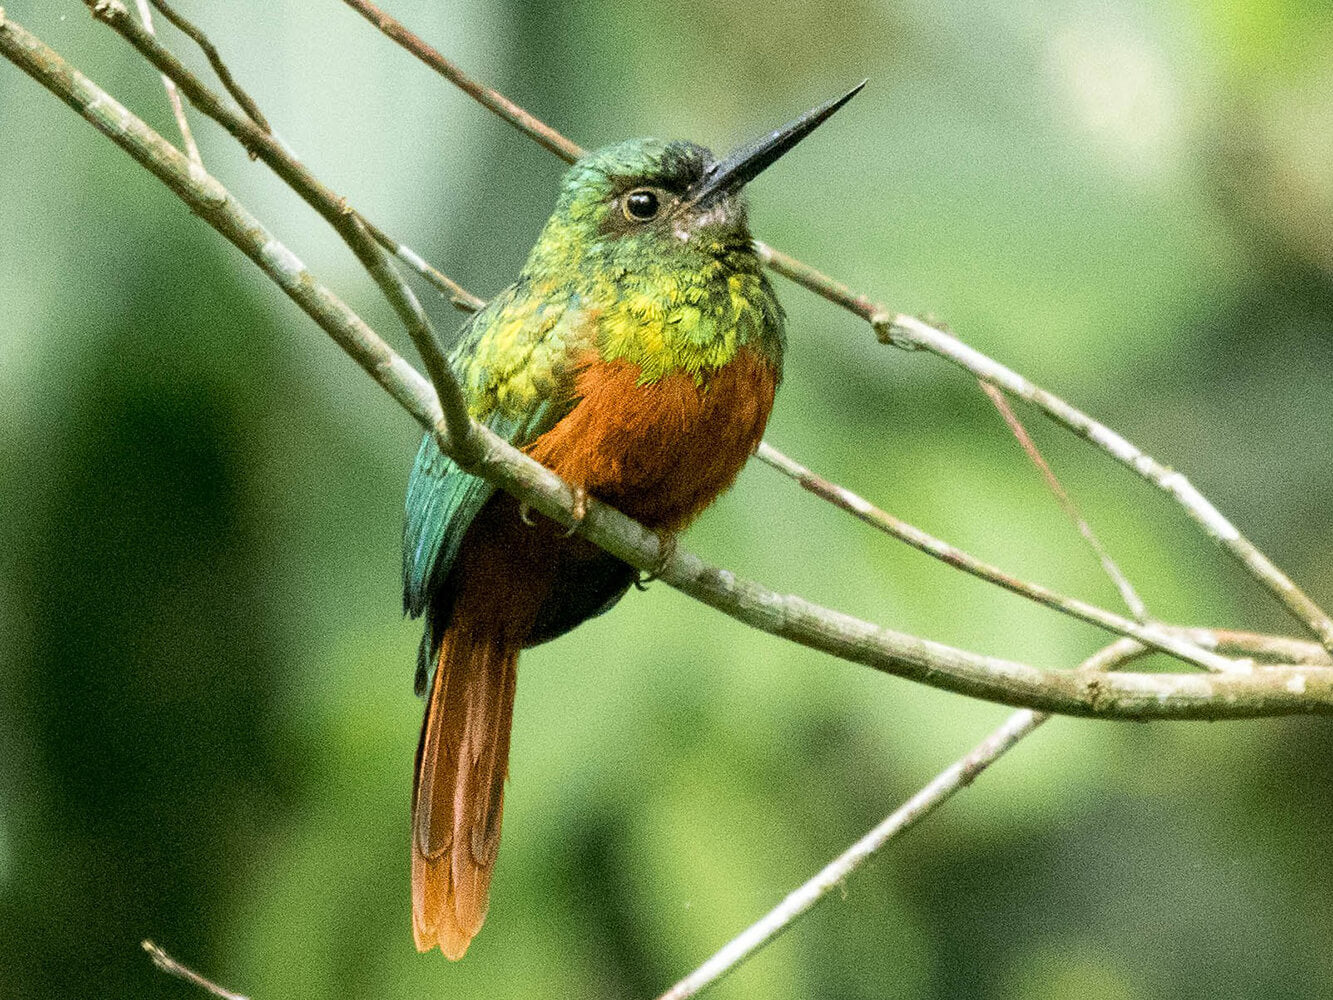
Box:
[635,531,678,590]
[562,485,588,537]
[518,502,536,527]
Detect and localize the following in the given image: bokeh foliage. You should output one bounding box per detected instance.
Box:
[2,0,1332,997]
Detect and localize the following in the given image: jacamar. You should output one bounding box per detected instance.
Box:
[402,83,863,957]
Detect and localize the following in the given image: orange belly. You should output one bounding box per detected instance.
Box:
[525,347,779,532]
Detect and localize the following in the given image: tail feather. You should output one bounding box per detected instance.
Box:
[412,623,520,958]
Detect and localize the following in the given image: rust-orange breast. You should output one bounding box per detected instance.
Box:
[526,347,779,532]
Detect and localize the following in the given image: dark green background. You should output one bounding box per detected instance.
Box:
[3,1,1332,997]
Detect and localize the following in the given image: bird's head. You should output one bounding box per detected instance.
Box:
[524,83,864,282]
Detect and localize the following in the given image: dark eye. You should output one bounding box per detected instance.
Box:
[623,188,660,221]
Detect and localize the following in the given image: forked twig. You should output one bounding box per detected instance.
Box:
[145,0,271,132]
[131,0,479,312]
[131,0,199,164]
[979,380,1148,620]
[83,0,475,465]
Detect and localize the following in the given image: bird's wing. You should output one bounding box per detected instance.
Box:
[402,282,589,621]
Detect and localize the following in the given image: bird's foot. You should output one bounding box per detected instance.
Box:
[562,484,588,537]
[518,502,536,527]
[635,531,678,590]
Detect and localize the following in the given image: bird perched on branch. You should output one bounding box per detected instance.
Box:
[402,83,863,958]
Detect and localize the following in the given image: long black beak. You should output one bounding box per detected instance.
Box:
[687,81,866,207]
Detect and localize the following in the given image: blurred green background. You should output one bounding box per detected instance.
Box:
[3,0,1333,997]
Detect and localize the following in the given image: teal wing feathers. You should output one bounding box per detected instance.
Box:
[402,402,556,618]
[402,430,493,619]
[402,281,588,641]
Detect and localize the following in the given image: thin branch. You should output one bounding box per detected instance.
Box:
[144,0,271,133]
[361,217,486,312]
[142,940,247,1000]
[131,0,199,164]
[83,0,475,464]
[979,381,1149,620]
[754,443,1241,673]
[8,14,1331,720]
[1170,627,1333,667]
[340,0,584,163]
[754,242,1333,651]
[656,638,1150,1000]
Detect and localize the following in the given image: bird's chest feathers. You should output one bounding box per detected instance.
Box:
[526,348,778,531]
[593,266,782,383]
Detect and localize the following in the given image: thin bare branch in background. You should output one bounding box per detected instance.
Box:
[144,0,272,132]
[341,0,584,162]
[142,940,247,1000]
[132,0,485,313]
[1173,627,1333,666]
[656,621,1332,998]
[82,0,475,462]
[361,216,487,312]
[979,380,1149,620]
[130,0,200,164]
[656,638,1150,1000]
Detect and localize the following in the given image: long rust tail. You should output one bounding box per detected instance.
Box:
[412,619,520,958]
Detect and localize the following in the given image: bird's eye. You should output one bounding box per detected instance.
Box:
[623,188,661,222]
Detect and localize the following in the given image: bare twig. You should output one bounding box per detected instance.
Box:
[7,14,1329,719]
[361,217,486,312]
[130,0,484,315]
[655,638,1149,1000]
[145,0,271,132]
[142,940,247,1000]
[1171,627,1333,667]
[131,0,199,164]
[979,380,1148,620]
[754,443,1241,673]
[340,0,584,163]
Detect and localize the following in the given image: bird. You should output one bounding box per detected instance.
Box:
[402,83,863,958]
